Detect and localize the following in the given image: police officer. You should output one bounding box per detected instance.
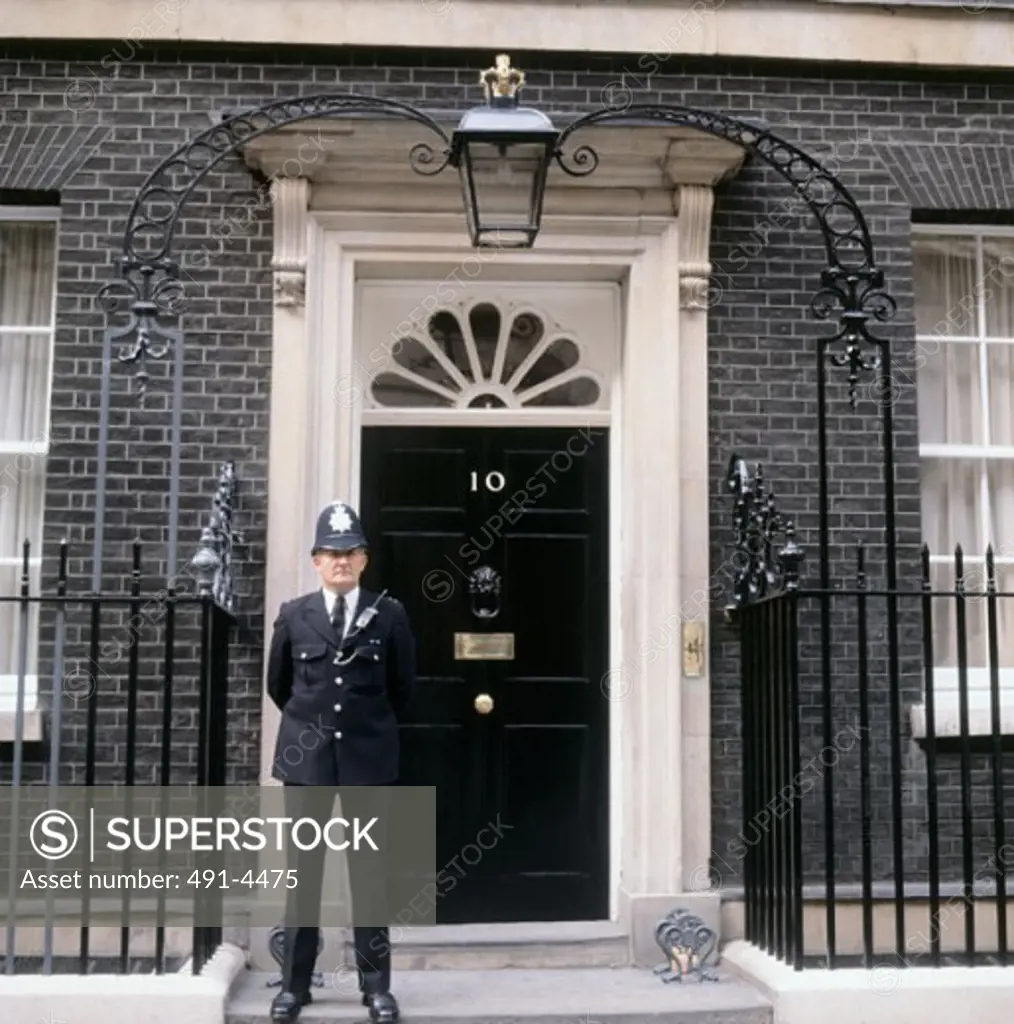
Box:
[266,500,416,1023]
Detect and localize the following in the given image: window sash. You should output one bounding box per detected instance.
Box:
[0,218,57,452]
[0,211,57,711]
[0,457,46,561]
[0,220,58,327]
[915,226,1014,674]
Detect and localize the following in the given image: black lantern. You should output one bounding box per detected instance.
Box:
[450,55,560,249]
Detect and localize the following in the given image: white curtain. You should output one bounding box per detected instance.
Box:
[0,220,55,683]
[915,234,1014,672]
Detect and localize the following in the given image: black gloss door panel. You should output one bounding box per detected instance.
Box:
[360,425,609,922]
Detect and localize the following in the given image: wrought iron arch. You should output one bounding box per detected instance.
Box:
[552,104,898,605]
[98,94,456,396]
[557,105,897,603]
[93,91,896,595]
[554,104,897,402]
[547,106,898,610]
[116,94,453,267]
[556,104,878,275]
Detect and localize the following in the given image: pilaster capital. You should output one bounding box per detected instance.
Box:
[674,185,716,311]
[270,177,310,309]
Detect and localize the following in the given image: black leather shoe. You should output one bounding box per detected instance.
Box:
[270,990,312,1022]
[363,991,399,1022]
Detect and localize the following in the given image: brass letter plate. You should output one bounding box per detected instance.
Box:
[454,632,515,661]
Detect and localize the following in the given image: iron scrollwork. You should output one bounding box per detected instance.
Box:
[99,94,453,399]
[811,267,896,408]
[725,453,804,618]
[653,908,720,984]
[553,103,894,408]
[96,259,184,402]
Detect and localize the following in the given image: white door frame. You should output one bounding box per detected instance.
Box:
[261,202,718,940]
[354,274,620,920]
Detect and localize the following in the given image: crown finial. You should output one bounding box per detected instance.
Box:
[481,54,525,102]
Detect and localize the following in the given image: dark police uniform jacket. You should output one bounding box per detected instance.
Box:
[267,588,416,786]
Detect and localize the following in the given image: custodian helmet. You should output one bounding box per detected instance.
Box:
[311,500,367,554]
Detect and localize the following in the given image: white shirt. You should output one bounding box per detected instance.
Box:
[322,586,359,642]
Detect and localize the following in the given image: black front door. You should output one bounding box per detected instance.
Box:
[359,425,610,923]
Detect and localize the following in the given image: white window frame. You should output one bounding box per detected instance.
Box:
[910,223,1014,738]
[0,204,59,726]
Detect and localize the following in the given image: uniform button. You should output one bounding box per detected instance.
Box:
[374,654,379,661]
[334,703,342,712]
[335,731,342,739]
[300,652,307,659]
[334,677,342,685]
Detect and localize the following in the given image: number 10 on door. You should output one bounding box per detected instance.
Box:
[470,471,505,493]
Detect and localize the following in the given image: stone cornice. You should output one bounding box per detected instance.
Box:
[4,1,1014,70]
[240,119,746,221]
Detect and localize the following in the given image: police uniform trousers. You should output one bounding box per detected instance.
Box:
[279,782,393,996]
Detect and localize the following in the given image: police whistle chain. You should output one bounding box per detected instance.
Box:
[333,589,389,668]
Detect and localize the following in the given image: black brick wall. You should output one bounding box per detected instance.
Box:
[1,42,1012,892]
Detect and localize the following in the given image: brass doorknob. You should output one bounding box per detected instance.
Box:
[474,693,494,714]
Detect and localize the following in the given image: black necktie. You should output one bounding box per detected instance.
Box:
[331,594,346,642]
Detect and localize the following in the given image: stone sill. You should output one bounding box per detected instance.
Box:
[0,674,43,743]
[0,709,44,743]
[910,670,1014,739]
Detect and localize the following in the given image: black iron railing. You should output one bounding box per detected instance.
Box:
[0,463,239,977]
[732,457,1014,971]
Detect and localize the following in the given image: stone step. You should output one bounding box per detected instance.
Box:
[227,967,773,1024]
[245,922,632,971]
[384,921,631,970]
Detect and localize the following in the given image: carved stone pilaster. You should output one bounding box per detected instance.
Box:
[273,270,305,307]
[674,185,716,310]
[270,177,310,308]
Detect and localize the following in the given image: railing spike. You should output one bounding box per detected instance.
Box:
[920,545,932,588]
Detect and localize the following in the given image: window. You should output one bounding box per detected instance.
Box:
[0,207,58,716]
[370,303,603,410]
[913,227,1014,733]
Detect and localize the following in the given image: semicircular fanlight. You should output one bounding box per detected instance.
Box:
[370,302,602,410]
